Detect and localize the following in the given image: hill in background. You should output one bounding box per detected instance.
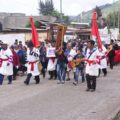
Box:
[69,0,120,23]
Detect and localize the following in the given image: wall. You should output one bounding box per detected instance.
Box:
[0,32,47,46]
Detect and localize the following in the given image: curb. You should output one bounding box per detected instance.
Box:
[106,106,120,120]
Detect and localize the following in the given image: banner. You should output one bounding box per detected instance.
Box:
[46,47,56,58]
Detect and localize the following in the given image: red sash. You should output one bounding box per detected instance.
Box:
[28,61,38,71]
[0,58,8,67]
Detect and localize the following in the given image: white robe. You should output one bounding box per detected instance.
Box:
[0,48,13,76]
[85,48,99,76]
[99,46,108,69]
[47,58,57,71]
[27,48,40,76]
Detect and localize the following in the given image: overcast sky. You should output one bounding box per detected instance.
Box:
[0,0,116,16]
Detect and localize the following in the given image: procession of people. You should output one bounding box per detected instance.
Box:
[0,37,120,93]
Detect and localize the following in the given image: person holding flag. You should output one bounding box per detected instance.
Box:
[85,11,104,92]
[24,41,40,85]
[24,17,40,85]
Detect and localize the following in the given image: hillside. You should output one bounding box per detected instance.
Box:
[70,0,120,23]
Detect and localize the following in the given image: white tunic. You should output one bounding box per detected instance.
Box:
[99,46,108,69]
[27,48,40,76]
[47,58,57,71]
[85,48,99,76]
[0,48,13,76]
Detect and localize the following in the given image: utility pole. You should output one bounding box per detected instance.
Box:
[118,8,120,33]
[113,0,116,28]
[118,3,120,33]
[60,0,63,22]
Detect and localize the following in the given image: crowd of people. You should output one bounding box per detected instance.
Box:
[0,38,120,92]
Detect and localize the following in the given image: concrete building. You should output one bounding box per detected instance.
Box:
[0,12,56,31]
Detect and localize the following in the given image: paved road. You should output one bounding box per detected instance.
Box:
[0,66,120,120]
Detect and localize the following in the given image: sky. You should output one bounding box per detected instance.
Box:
[0,0,116,16]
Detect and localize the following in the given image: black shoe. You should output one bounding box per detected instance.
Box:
[104,74,107,77]
[8,82,12,84]
[86,88,90,91]
[90,89,95,92]
[66,78,70,81]
[36,82,40,84]
[24,81,29,85]
[73,82,78,86]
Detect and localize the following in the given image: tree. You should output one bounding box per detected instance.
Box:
[39,0,54,15]
[25,21,40,28]
[107,12,119,28]
[38,0,70,24]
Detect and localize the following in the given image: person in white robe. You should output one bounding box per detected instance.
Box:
[47,42,57,80]
[98,45,108,76]
[0,43,13,85]
[85,40,100,92]
[24,41,40,85]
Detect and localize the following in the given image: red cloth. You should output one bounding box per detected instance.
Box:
[0,58,8,67]
[28,61,38,71]
[12,51,20,66]
[91,11,102,50]
[114,50,120,63]
[30,17,40,48]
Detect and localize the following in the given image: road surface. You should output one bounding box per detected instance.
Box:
[0,65,120,120]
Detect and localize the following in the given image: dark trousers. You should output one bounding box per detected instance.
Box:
[56,62,67,81]
[86,74,96,90]
[0,74,4,85]
[13,66,18,79]
[8,75,12,84]
[109,57,114,69]
[99,68,107,76]
[41,61,47,78]
[25,73,40,85]
[0,74,12,85]
[49,70,57,80]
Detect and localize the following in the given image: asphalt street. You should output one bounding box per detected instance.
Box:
[0,65,120,120]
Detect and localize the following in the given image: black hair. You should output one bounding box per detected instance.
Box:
[87,40,95,46]
[27,41,34,48]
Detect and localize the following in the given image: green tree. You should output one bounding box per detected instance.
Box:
[107,12,119,28]
[39,0,54,15]
[25,21,40,28]
[38,0,70,24]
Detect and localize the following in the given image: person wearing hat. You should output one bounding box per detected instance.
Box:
[0,42,13,85]
[24,41,40,85]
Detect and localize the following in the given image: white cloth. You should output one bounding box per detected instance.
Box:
[99,46,108,69]
[85,48,99,76]
[69,49,77,59]
[27,48,40,76]
[0,48,13,75]
[47,58,57,71]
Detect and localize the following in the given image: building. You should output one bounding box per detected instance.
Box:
[0,12,56,31]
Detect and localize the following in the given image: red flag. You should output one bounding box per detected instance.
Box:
[30,17,40,47]
[91,11,102,50]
